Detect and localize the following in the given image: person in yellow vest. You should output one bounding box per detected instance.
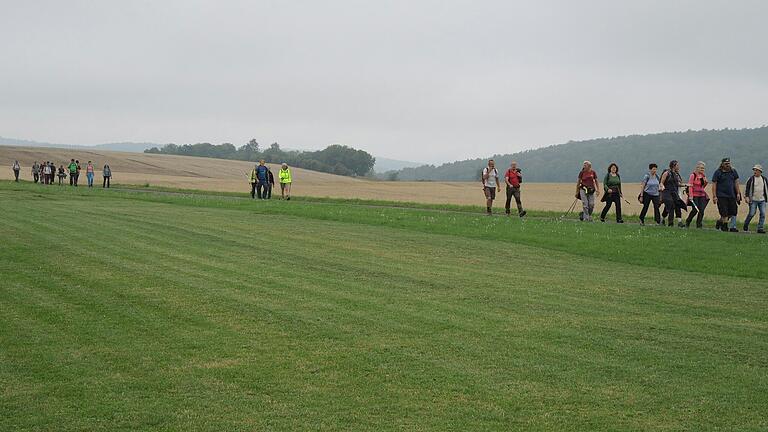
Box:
[248,164,259,199]
[279,163,292,200]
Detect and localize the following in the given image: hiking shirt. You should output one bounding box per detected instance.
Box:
[712,169,739,198]
[603,173,621,194]
[746,175,768,202]
[12,162,20,170]
[505,169,521,188]
[279,168,292,184]
[642,173,660,196]
[32,163,40,174]
[68,162,78,174]
[579,170,597,190]
[256,165,269,182]
[662,170,680,195]
[688,172,708,198]
[86,164,94,174]
[103,166,111,177]
[482,167,499,188]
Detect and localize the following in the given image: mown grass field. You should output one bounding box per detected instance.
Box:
[1,181,767,431]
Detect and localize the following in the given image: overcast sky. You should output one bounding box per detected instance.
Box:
[1,1,766,163]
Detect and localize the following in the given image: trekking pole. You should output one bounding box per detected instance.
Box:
[561,198,579,219]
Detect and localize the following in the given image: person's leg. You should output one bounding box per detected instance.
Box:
[14,170,19,181]
[744,201,756,231]
[256,182,263,199]
[103,177,106,188]
[250,182,256,199]
[757,201,766,232]
[280,183,286,199]
[579,190,589,221]
[587,193,596,220]
[107,177,110,188]
[600,196,612,221]
[615,195,623,222]
[484,188,493,214]
[652,196,661,224]
[70,174,74,186]
[695,197,707,228]
[639,195,650,223]
[267,184,272,199]
[686,204,698,227]
[286,183,291,199]
[504,186,513,214]
[513,188,524,215]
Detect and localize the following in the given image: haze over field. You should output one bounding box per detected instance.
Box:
[2,1,767,163]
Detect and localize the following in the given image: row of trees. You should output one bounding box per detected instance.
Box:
[384,127,768,182]
[145,140,376,177]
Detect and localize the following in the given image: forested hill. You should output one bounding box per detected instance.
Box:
[390,127,768,182]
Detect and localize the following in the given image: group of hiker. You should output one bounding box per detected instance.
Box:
[248,160,293,200]
[11,159,113,188]
[482,157,767,233]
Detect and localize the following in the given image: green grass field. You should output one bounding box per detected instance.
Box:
[1,181,767,431]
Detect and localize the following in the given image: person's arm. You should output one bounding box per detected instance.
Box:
[711,181,718,203]
[495,172,501,192]
[505,171,512,188]
[659,171,668,192]
[593,173,600,197]
[481,168,489,182]
[735,178,742,204]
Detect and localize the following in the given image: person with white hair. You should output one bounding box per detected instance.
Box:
[685,161,709,229]
[575,161,599,221]
[12,160,21,181]
[278,163,292,200]
[743,164,767,233]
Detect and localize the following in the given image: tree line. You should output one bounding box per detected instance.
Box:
[383,127,768,182]
[145,141,376,177]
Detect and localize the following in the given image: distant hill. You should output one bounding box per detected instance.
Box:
[389,127,768,182]
[0,137,159,153]
[373,157,424,173]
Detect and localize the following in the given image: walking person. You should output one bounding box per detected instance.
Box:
[32,161,40,183]
[102,164,111,188]
[279,163,292,200]
[68,159,77,186]
[86,161,95,188]
[49,162,56,184]
[266,167,275,199]
[600,163,624,223]
[576,161,600,221]
[255,160,270,199]
[639,163,661,225]
[249,164,258,198]
[12,160,21,181]
[660,160,685,227]
[504,161,526,217]
[57,165,66,185]
[743,164,767,234]
[481,159,501,215]
[74,160,81,186]
[712,158,741,232]
[685,162,709,229]
[42,162,51,185]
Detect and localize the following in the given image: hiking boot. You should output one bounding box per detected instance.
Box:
[729,228,739,233]
[639,218,645,225]
[715,220,722,230]
[579,213,584,221]
[519,210,527,218]
[743,226,749,232]
[600,217,606,223]
[678,222,686,228]
[758,229,766,234]
[617,220,624,224]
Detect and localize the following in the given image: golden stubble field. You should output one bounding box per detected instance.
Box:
[1,146,723,218]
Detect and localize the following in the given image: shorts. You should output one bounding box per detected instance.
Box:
[717,197,738,217]
[484,186,496,200]
[280,182,290,190]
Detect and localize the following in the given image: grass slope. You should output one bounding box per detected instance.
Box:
[1,181,766,431]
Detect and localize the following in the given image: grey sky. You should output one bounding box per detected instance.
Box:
[1,0,766,163]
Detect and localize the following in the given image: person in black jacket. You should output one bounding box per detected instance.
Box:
[660,160,685,228]
[266,167,275,199]
[743,164,767,233]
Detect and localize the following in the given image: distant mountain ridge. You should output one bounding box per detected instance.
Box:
[0,137,159,153]
[389,126,768,182]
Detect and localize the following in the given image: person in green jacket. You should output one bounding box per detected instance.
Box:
[279,163,292,200]
[68,159,78,186]
[600,163,624,223]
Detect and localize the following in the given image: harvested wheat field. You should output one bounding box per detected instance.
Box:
[1,146,722,217]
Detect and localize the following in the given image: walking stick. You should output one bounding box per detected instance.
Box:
[561,198,579,219]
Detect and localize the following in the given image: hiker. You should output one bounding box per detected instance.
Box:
[42,162,52,185]
[32,161,40,183]
[712,158,741,232]
[12,160,21,181]
[600,163,624,223]
[279,163,292,200]
[102,164,111,188]
[57,165,66,185]
[86,161,95,188]
[659,160,684,227]
[68,159,78,186]
[576,161,599,221]
[75,160,81,186]
[685,161,709,229]
[255,160,270,199]
[504,161,526,217]
[266,167,275,199]
[639,163,661,225]
[249,165,258,198]
[743,164,767,233]
[481,159,501,215]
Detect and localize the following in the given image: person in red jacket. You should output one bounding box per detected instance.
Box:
[504,161,527,217]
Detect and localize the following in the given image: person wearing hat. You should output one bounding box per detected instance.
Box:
[743,164,767,234]
[278,163,292,200]
[711,157,742,232]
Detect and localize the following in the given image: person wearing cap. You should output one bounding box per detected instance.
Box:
[711,157,742,232]
[278,163,292,200]
[743,164,767,234]
[576,161,599,221]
